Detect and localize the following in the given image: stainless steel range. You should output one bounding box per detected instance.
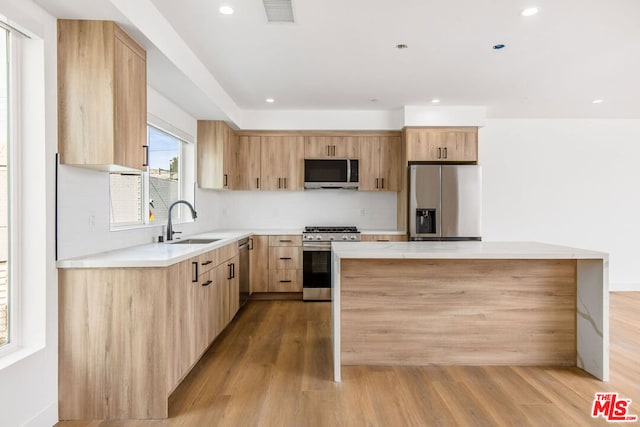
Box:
[302,226,361,301]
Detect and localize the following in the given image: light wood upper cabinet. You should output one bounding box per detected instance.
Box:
[58,20,147,172]
[405,127,478,162]
[260,136,304,191]
[359,136,401,192]
[304,136,360,159]
[249,235,269,293]
[197,120,238,189]
[237,136,262,190]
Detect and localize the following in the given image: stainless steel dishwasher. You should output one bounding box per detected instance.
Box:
[238,237,250,307]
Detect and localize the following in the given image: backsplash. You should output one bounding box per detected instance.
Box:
[216,190,397,230]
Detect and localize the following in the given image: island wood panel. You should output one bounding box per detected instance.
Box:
[58,268,169,420]
[340,258,577,366]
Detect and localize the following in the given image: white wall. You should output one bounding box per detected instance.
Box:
[481,119,640,291]
[216,190,397,230]
[57,88,221,260]
[0,1,58,426]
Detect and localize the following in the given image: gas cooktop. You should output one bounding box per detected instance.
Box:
[303,226,361,242]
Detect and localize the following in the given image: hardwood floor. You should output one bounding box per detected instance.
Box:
[57,292,639,426]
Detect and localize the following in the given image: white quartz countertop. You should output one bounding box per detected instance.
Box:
[57,231,252,268]
[57,228,307,269]
[332,241,608,260]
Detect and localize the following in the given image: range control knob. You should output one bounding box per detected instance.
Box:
[329,236,335,241]
[342,235,348,240]
[350,235,357,241]
[315,235,323,241]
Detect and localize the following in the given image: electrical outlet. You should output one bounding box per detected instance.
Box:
[88,211,96,227]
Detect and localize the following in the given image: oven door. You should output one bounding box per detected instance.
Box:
[302,245,332,301]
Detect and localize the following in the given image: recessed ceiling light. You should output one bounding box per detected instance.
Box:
[521,7,539,17]
[219,5,234,15]
[493,44,506,50]
[265,98,275,103]
[592,99,604,104]
[395,43,408,50]
[431,99,441,104]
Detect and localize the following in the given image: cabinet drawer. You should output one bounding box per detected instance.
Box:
[269,269,302,292]
[269,235,302,247]
[269,247,301,270]
[197,249,218,275]
[217,242,239,263]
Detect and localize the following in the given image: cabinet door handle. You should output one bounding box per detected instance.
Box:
[280,280,292,283]
[192,261,198,283]
[332,145,336,156]
[279,257,292,260]
[256,178,260,189]
[444,147,448,159]
[202,280,213,287]
[228,263,233,280]
[375,178,379,189]
[142,145,149,167]
[249,237,254,250]
[381,178,385,189]
[278,177,281,189]
[224,174,228,187]
[284,177,287,189]
[327,145,330,156]
[201,260,213,266]
[231,263,235,279]
[438,147,442,159]
[279,239,292,243]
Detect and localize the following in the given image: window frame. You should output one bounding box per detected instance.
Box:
[109,122,194,231]
[0,22,21,357]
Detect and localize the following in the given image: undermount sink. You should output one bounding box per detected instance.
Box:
[170,238,221,245]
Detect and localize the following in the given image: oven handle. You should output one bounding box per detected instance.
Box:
[302,245,332,252]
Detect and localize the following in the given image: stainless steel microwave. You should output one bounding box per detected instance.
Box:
[304,159,359,189]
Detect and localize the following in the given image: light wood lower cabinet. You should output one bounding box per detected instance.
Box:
[249,235,269,293]
[218,255,240,325]
[249,234,303,294]
[59,246,241,420]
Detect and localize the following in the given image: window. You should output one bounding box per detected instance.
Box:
[109,124,191,228]
[0,25,9,347]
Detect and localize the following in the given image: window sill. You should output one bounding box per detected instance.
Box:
[0,343,45,371]
[110,219,194,233]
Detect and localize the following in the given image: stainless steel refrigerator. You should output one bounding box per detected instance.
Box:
[409,164,482,241]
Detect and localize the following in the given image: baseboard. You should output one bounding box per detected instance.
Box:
[250,292,302,301]
[24,401,57,427]
[610,282,640,292]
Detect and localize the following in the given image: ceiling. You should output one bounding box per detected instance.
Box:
[33,0,640,119]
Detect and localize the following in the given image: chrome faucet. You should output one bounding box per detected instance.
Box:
[166,200,197,241]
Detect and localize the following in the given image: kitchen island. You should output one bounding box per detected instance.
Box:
[331,241,608,382]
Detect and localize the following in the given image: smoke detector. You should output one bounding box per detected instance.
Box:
[263,0,295,23]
